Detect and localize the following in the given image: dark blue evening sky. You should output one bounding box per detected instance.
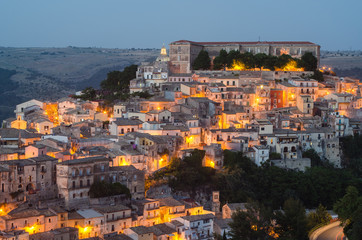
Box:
[1,0,361,50]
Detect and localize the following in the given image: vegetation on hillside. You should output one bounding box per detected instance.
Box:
[147,137,362,238]
[148,149,216,194]
[340,134,362,176]
[212,50,318,72]
[0,68,18,93]
[333,186,362,240]
[89,181,131,199]
[75,64,139,104]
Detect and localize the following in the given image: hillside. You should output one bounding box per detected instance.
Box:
[0,47,159,122]
[320,50,362,80]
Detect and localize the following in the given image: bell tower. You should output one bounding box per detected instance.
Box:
[160,44,167,55]
[212,191,221,214]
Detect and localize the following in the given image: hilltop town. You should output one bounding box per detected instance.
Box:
[0,40,362,240]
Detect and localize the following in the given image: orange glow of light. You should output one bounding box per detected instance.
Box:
[24,223,39,234]
[0,207,8,216]
[230,59,247,71]
[157,107,161,110]
[275,60,304,71]
[260,85,263,89]
[77,225,92,239]
[185,136,193,144]
[44,103,59,126]
[205,157,215,168]
[280,48,290,55]
[209,161,215,168]
[119,158,129,166]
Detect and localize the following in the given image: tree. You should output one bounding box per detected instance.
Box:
[192,50,211,70]
[307,204,331,230]
[301,52,318,71]
[240,52,255,69]
[79,87,96,100]
[225,50,240,67]
[269,152,281,160]
[274,198,308,240]
[311,70,324,82]
[213,49,228,70]
[263,56,278,71]
[254,53,268,69]
[229,201,275,240]
[276,54,293,69]
[100,64,138,93]
[302,149,323,167]
[89,181,131,199]
[340,134,362,176]
[333,186,362,240]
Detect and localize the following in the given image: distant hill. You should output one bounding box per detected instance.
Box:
[0,47,159,122]
[320,50,362,81]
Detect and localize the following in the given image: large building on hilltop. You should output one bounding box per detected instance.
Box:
[169,40,320,73]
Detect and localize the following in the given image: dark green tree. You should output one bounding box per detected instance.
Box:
[229,201,275,240]
[302,149,323,167]
[192,50,211,70]
[301,52,318,71]
[333,186,362,240]
[222,231,227,240]
[89,181,131,199]
[226,50,242,68]
[240,52,255,69]
[213,49,229,70]
[100,64,137,93]
[80,87,96,100]
[263,56,278,71]
[311,70,324,82]
[254,53,268,69]
[276,54,293,69]
[307,204,331,230]
[269,152,282,160]
[340,134,362,175]
[274,198,308,240]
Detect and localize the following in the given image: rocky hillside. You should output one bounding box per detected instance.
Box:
[0,47,159,122]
